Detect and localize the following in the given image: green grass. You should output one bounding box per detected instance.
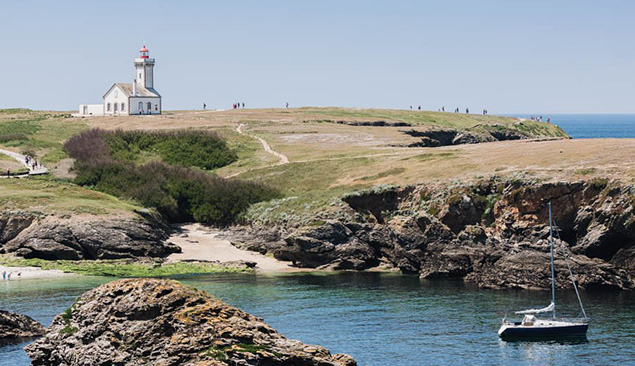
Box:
[0,256,253,277]
[0,176,139,215]
[240,157,374,195]
[0,111,88,164]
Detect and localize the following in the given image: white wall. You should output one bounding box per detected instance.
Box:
[129,97,161,115]
[103,86,129,115]
[78,104,103,116]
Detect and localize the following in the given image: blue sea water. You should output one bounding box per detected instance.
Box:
[512,114,635,139]
[1,273,634,366]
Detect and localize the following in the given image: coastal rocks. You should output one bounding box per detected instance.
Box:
[0,212,37,244]
[0,214,179,260]
[401,126,532,148]
[26,278,357,366]
[235,179,635,290]
[0,310,45,343]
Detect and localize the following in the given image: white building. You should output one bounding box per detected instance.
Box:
[77,46,161,116]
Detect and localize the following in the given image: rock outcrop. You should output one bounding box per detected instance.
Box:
[26,278,356,366]
[0,212,179,260]
[401,124,562,147]
[0,310,45,342]
[232,178,635,290]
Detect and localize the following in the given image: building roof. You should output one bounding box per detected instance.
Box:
[103,83,161,98]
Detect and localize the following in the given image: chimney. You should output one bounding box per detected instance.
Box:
[133,79,138,96]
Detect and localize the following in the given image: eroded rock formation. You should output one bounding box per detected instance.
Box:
[26,278,356,366]
[0,310,45,342]
[0,211,179,260]
[230,178,635,290]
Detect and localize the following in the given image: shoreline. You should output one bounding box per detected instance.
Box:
[166,223,308,273]
[0,265,74,280]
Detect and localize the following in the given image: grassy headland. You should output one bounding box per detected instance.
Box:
[2,107,633,231]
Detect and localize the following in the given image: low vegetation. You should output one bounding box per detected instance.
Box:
[0,109,88,164]
[65,129,280,225]
[0,256,252,277]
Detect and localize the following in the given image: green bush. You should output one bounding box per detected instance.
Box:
[65,129,279,225]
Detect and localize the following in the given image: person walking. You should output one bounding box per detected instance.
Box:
[2,271,5,280]
[6,169,10,178]
[203,103,206,110]
[466,108,469,114]
[286,102,289,108]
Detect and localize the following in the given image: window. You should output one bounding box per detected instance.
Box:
[107,103,111,111]
[139,72,142,79]
[121,103,125,111]
[114,90,118,98]
[114,103,118,112]
[138,102,143,112]
[147,102,152,112]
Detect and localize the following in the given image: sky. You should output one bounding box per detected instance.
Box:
[1,0,634,113]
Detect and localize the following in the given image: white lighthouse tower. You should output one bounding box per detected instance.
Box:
[85,45,163,116]
[135,45,155,90]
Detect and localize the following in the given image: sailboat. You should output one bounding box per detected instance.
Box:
[498,201,589,340]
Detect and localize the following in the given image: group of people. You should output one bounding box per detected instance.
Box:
[410,106,489,115]
[530,115,551,123]
[232,102,246,109]
[25,155,42,170]
[2,270,21,281]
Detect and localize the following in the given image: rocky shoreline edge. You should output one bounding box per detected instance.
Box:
[1,177,633,291]
[224,178,634,291]
[23,278,356,366]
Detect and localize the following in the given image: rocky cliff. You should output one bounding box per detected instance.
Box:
[230,177,634,290]
[0,310,45,343]
[0,211,179,260]
[26,278,356,366]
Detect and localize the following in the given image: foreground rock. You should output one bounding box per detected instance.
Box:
[232,178,635,290]
[0,310,45,342]
[26,278,356,366]
[0,212,179,260]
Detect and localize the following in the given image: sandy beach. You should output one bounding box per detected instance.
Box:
[167,223,303,272]
[0,265,73,280]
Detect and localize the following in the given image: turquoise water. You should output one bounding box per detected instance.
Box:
[513,114,635,139]
[1,272,634,365]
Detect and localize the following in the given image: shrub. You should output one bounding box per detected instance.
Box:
[65,129,279,225]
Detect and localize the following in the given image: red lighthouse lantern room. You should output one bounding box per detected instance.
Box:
[140,45,149,59]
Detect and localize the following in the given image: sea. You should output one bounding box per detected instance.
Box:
[1,273,635,366]
[1,115,634,366]
[512,114,635,139]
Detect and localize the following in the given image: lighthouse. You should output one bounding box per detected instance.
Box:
[135,45,155,90]
[79,45,162,116]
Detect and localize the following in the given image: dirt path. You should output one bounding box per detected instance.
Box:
[0,148,48,175]
[236,123,289,165]
[166,224,302,272]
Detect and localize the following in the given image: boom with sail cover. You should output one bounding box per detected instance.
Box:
[515,302,555,315]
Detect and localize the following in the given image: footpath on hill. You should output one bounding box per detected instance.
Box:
[236,123,289,165]
[0,148,48,176]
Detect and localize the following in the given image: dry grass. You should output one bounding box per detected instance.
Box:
[80,108,634,190]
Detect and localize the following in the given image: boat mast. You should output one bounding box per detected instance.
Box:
[548,201,556,320]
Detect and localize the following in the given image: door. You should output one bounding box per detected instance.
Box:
[138,102,143,113]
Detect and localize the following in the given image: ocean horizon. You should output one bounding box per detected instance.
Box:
[510,114,635,139]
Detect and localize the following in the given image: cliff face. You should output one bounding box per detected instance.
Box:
[0,211,179,260]
[26,278,356,366]
[232,179,634,290]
